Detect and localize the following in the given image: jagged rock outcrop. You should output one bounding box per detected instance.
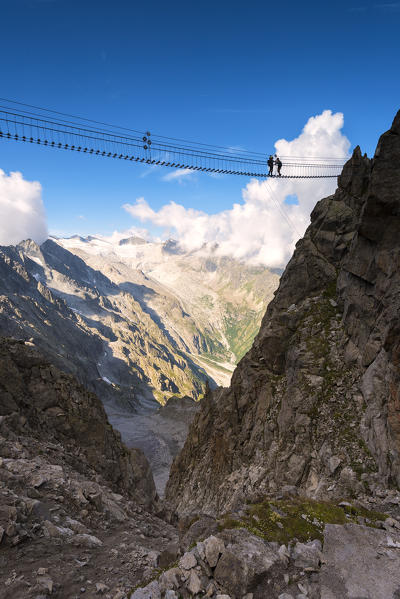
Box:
[131,529,320,599]
[166,111,400,516]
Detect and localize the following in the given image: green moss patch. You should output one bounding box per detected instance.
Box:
[323,276,338,300]
[218,497,388,544]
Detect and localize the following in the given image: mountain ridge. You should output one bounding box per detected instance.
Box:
[0,238,208,408]
[55,234,279,378]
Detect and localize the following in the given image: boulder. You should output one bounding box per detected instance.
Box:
[95,583,109,594]
[159,568,181,592]
[204,535,225,568]
[68,533,103,548]
[292,540,322,570]
[321,523,400,599]
[179,551,197,570]
[130,581,161,599]
[187,570,202,594]
[214,529,280,596]
[180,516,218,551]
[159,540,180,569]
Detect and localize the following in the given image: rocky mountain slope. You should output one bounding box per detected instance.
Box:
[57,236,279,385]
[0,235,278,404]
[166,111,400,517]
[3,339,400,599]
[0,338,183,598]
[4,340,400,599]
[0,239,209,408]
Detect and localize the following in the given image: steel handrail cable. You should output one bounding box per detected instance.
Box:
[0,107,274,165]
[0,115,143,149]
[1,109,336,169]
[0,108,144,144]
[0,105,346,170]
[0,127,343,178]
[0,97,348,164]
[0,99,273,161]
[0,112,344,178]
[0,97,280,158]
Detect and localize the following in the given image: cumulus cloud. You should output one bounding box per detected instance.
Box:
[124,110,351,268]
[0,169,48,246]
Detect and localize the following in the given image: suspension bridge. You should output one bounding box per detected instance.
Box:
[0,99,346,179]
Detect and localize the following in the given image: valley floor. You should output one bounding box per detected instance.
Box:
[106,397,200,497]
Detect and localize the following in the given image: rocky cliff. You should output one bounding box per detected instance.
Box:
[166,111,400,516]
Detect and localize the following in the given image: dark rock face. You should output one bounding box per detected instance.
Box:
[166,111,400,515]
[0,337,156,507]
[338,113,400,488]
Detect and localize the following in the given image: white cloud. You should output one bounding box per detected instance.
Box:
[139,163,161,178]
[0,169,48,246]
[123,110,351,268]
[162,168,194,182]
[99,226,151,244]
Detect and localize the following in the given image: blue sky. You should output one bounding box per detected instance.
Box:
[0,0,399,241]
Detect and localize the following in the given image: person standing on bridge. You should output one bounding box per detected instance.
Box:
[267,155,274,176]
[276,156,282,176]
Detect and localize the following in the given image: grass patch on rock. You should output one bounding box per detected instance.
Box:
[218,497,388,544]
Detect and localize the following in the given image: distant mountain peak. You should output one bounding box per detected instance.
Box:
[162,239,184,255]
[17,238,41,253]
[67,235,88,242]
